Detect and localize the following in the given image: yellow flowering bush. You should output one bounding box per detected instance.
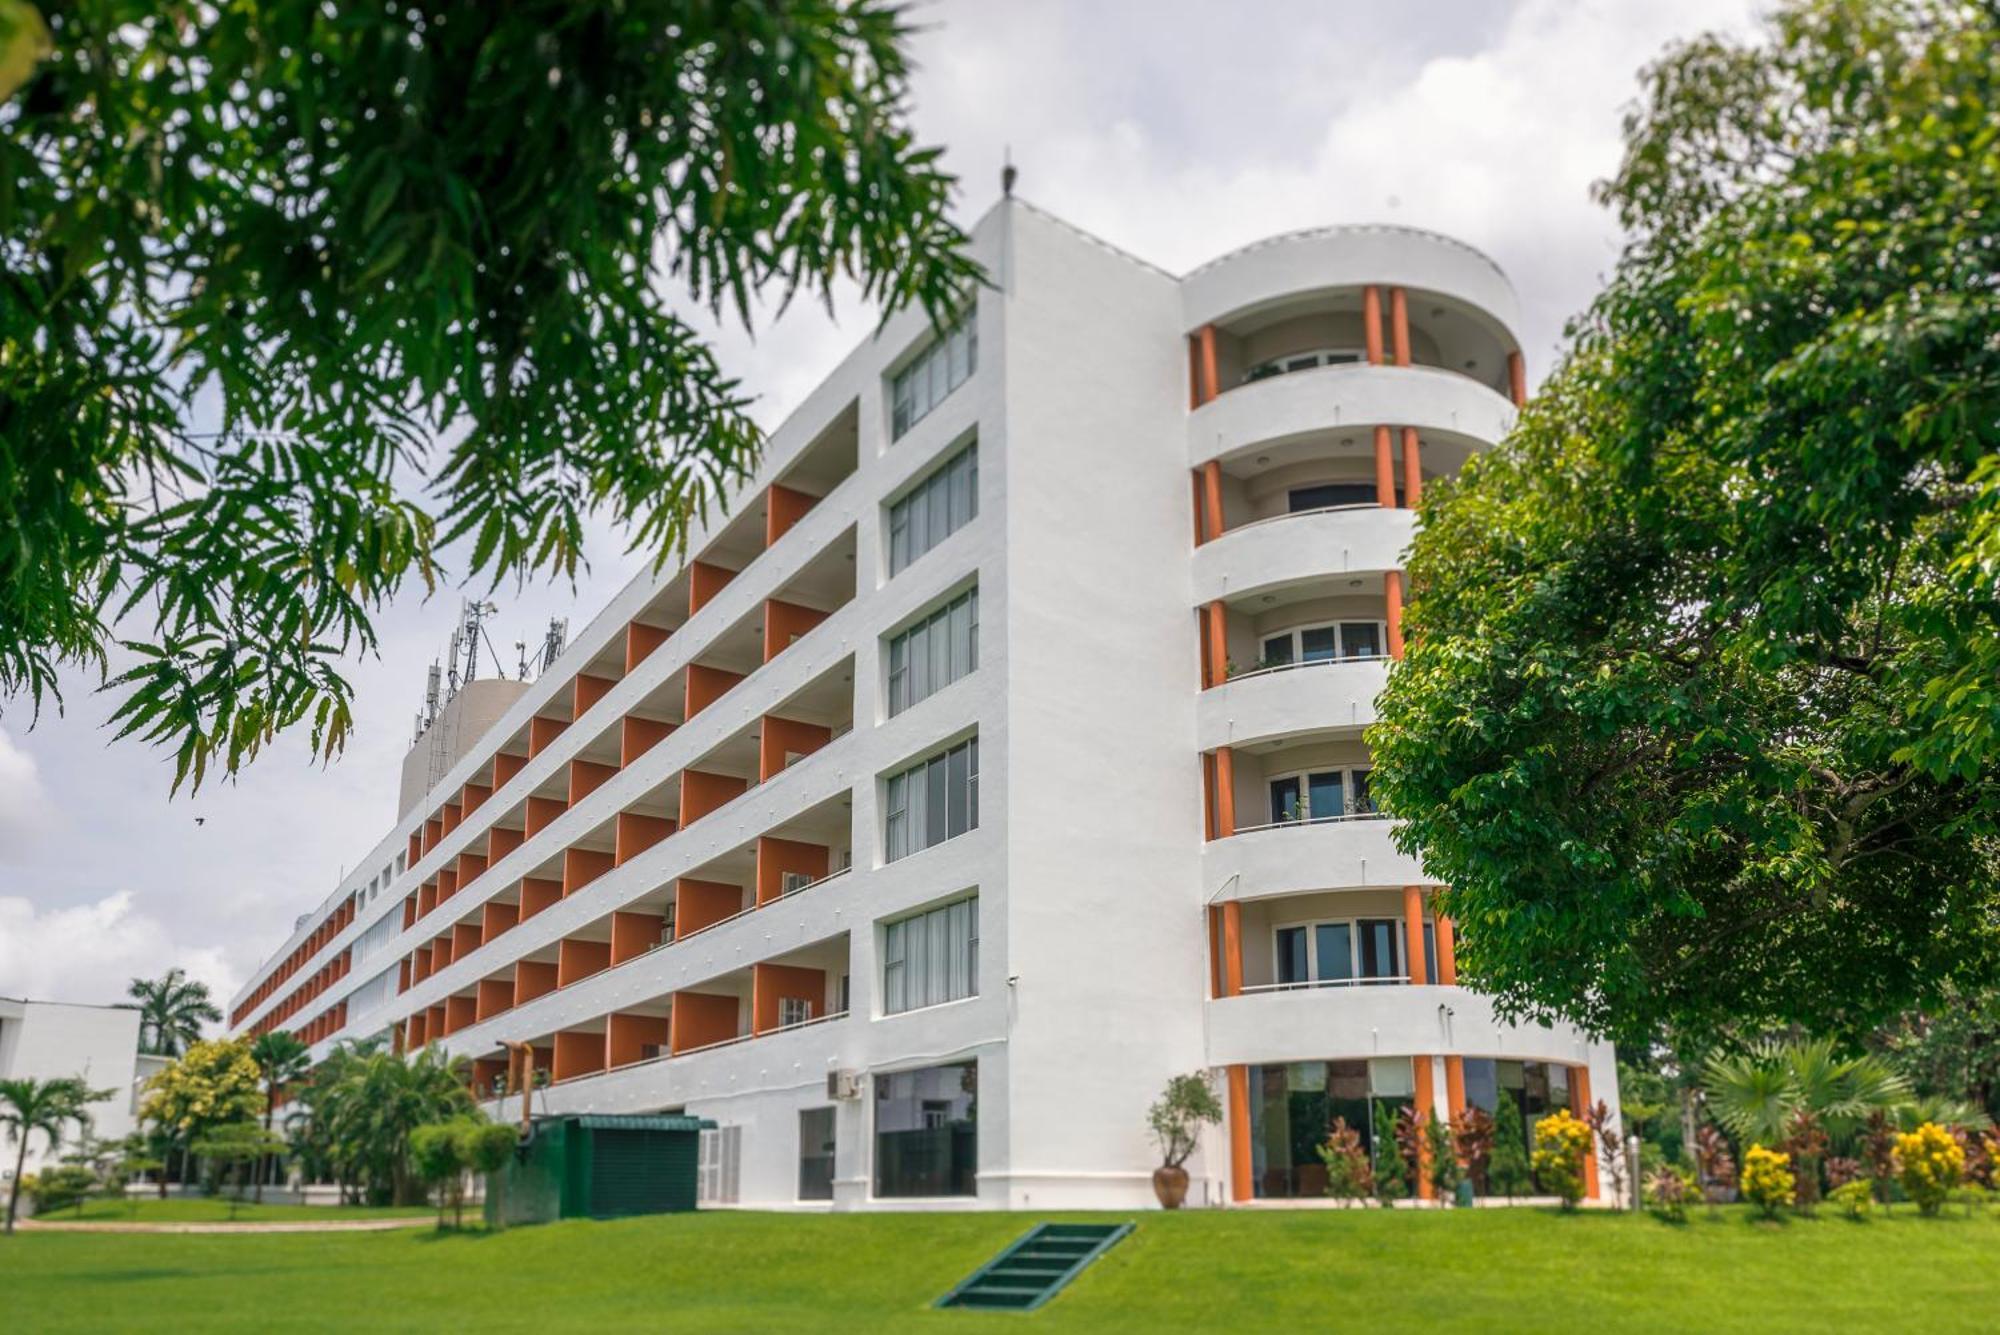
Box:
[139,1038,265,1140]
[1531,1110,1591,1209]
[1739,1144,1796,1218]
[1896,1122,1965,1217]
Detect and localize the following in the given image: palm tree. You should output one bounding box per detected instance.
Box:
[291,1040,472,1205]
[127,969,222,1057]
[248,1032,312,1203]
[1703,1038,1911,1145]
[1,1076,108,1233]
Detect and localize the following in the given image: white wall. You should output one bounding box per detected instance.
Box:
[0,1000,147,1183]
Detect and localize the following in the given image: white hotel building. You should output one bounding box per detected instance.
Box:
[228,200,1619,1209]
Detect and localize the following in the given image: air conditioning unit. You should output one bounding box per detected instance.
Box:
[826,1069,864,1101]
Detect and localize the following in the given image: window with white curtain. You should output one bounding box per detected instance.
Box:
[891,315,977,439]
[882,894,979,1015]
[887,587,978,716]
[884,737,979,862]
[887,444,977,575]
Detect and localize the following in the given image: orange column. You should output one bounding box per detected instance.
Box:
[1401,428,1422,507]
[1390,286,1411,366]
[1227,1065,1253,1203]
[1508,351,1527,407]
[1574,1065,1601,1201]
[1199,323,1220,404]
[1221,901,1244,997]
[1434,915,1458,985]
[1203,602,1228,688]
[1373,425,1396,507]
[1402,885,1429,986]
[1385,572,1405,660]
[1414,1058,1437,1201]
[1363,286,1384,365]
[1201,461,1223,545]
[1214,746,1237,836]
[1445,1058,1467,1122]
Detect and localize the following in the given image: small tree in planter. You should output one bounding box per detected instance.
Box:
[1424,1110,1461,1205]
[1145,1073,1222,1209]
[1451,1106,1494,1198]
[1372,1103,1409,1206]
[1531,1111,1591,1210]
[1489,1098,1531,1201]
[1316,1117,1373,1208]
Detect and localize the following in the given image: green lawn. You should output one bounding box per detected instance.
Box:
[3,1206,1993,1332]
[29,1198,435,1224]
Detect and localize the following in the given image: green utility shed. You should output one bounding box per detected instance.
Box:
[486,1114,713,1227]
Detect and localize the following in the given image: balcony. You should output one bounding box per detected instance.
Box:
[1193,506,1413,608]
[1205,813,1421,898]
[1190,362,1514,473]
[1205,983,1597,1069]
[1199,655,1389,750]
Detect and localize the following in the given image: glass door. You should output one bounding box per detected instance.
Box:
[1357,918,1401,982]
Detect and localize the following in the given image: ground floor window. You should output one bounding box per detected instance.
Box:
[874,1060,977,1198]
[1460,1058,1573,1191]
[1247,1058,1412,1199]
[798,1107,836,1201]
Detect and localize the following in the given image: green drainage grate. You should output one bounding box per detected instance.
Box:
[934,1221,1133,1311]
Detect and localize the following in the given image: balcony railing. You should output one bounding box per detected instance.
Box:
[1241,975,1409,994]
[1223,653,1391,686]
[1230,811,1389,837]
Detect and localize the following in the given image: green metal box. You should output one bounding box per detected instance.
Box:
[486,1114,712,1227]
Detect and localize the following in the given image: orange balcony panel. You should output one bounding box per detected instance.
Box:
[413,945,434,983]
[443,994,477,1036]
[486,825,523,865]
[461,782,491,816]
[675,879,744,939]
[625,621,672,673]
[610,911,667,966]
[455,851,487,889]
[519,877,563,922]
[556,938,612,989]
[753,963,828,1035]
[408,832,424,866]
[426,1004,447,1040]
[755,835,830,906]
[762,598,829,664]
[402,895,418,929]
[524,795,568,838]
[620,715,675,767]
[678,770,747,828]
[669,991,741,1054]
[568,758,618,805]
[552,1030,608,1083]
[573,673,616,721]
[514,959,559,1005]
[607,1012,672,1069]
[405,1013,428,1048]
[422,818,442,853]
[688,560,737,617]
[452,921,483,959]
[614,812,674,866]
[436,868,458,902]
[440,801,463,836]
[759,716,833,782]
[683,663,745,721]
[765,483,817,549]
[431,933,454,969]
[474,978,516,1022]
[481,900,520,942]
[528,715,569,759]
[492,751,528,790]
[562,848,615,898]
[398,958,412,993]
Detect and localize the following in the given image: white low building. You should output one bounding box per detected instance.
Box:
[0,998,165,1183]
[227,199,1620,1209]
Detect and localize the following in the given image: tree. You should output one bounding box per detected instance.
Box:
[138,1038,265,1190]
[409,1115,514,1229]
[1315,1117,1373,1208]
[248,1031,311,1202]
[1700,1038,1909,1145]
[1449,1106,1494,1197]
[127,969,221,1057]
[289,1041,472,1204]
[190,1122,287,1220]
[1,1075,107,1232]
[1370,1102,1409,1206]
[0,1,979,790]
[1369,0,2000,1048]
[1489,1097,1532,1201]
[1423,1109,1461,1205]
[1145,1073,1223,1174]
[1874,982,2000,1123]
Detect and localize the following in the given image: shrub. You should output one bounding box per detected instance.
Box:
[412,1115,518,1229]
[1147,1073,1223,1172]
[1450,1106,1494,1197]
[1823,1156,1863,1190]
[1896,1123,1965,1217]
[1532,1111,1592,1210]
[1424,1110,1461,1204]
[24,1165,97,1216]
[1316,1117,1373,1208]
[1694,1123,1736,1204]
[1372,1102,1409,1206]
[1780,1111,1827,1212]
[1739,1144,1796,1219]
[1829,1179,1873,1220]
[1646,1164,1698,1223]
[1489,1097,1532,1200]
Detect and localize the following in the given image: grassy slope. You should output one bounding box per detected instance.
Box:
[35,1199,434,1223]
[3,1206,1994,1333]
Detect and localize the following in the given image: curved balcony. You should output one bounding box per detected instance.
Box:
[1193,505,1414,607]
[1204,816,1425,899]
[1206,983,1596,1069]
[1189,363,1515,473]
[1184,225,1523,343]
[1199,657,1388,750]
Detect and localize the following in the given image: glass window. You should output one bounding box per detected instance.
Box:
[885,738,979,862]
[1260,634,1295,669]
[1289,483,1378,512]
[1300,626,1339,663]
[1242,348,1364,385]
[882,895,978,1015]
[1247,1058,1412,1198]
[891,315,977,440]
[874,1061,977,1198]
[1314,923,1354,982]
[1276,926,1309,985]
[1260,621,1386,669]
[1308,770,1345,820]
[1358,919,1401,981]
[887,445,978,576]
[1269,775,1302,824]
[1351,769,1374,814]
[799,1107,836,1201]
[1341,622,1382,659]
[887,588,978,717]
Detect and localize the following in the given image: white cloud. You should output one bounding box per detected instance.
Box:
[0,726,56,859]
[0,891,239,1013]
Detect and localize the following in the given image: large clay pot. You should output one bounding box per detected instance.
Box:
[1152,1165,1189,1210]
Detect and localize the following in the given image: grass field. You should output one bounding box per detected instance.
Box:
[25,1198,435,1224]
[4,1205,1993,1332]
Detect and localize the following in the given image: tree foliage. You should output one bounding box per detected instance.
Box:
[0,1,980,788]
[138,1039,265,1146]
[1,1074,107,1232]
[1701,1038,1910,1145]
[1146,1072,1223,1170]
[289,1040,473,1205]
[127,968,221,1057]
[1371,0,2000,1046]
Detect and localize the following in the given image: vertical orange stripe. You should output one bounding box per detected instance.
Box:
[1222,900,1244,997]
[1200,324,1220,403]
[1202,460,1224,543]
[1574,1065,1601,1201]
[1363,286,1384,365]
[1373,425,1396,507]
[1215,746,1237,836]
[1205,601,1228,687]
[1390,286,1411,366]
[1385,572,1406,660]
[1508,351,1527,407]
[1401,427,1422,507]
[1228,1065,1253,1203]
[1403,885,1428,986]
[1444,1057,1467,1121]
[1435,915,1458,985]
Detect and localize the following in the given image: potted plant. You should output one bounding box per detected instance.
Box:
[1147,1073,1223,1209]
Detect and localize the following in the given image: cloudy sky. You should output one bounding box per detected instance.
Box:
[0,0,1763,1015]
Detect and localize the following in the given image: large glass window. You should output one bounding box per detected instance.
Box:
[1247,1058,1413,1198]
[882,895,978,1015]
[874,1061,977,1198]
[1460,1059,1578,1194]
[887,445,978,575]
[1271,917,1408,985]
[1267,767,1373,824]
[1259,621,1387,669]
[1242,347,1364,384]
[887,588,978,716]
[1288,482,1379,512]
[891,317,977,439]
[798,1107,836,1202]
[884,738,979,861]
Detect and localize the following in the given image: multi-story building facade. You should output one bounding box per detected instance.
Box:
[227,200,1618,1209]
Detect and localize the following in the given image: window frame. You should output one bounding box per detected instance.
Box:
[1241,346,1367,385]
[1258,619,1389,669]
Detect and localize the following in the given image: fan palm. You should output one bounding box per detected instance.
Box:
[1893,1094,1994,1133]
[127,969,222,1056]
[1,1076,109,1233]
[248,1031,313,1202]
[1703,1039,1911,1146]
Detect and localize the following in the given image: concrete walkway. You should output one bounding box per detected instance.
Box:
[19,1215,435,1234]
